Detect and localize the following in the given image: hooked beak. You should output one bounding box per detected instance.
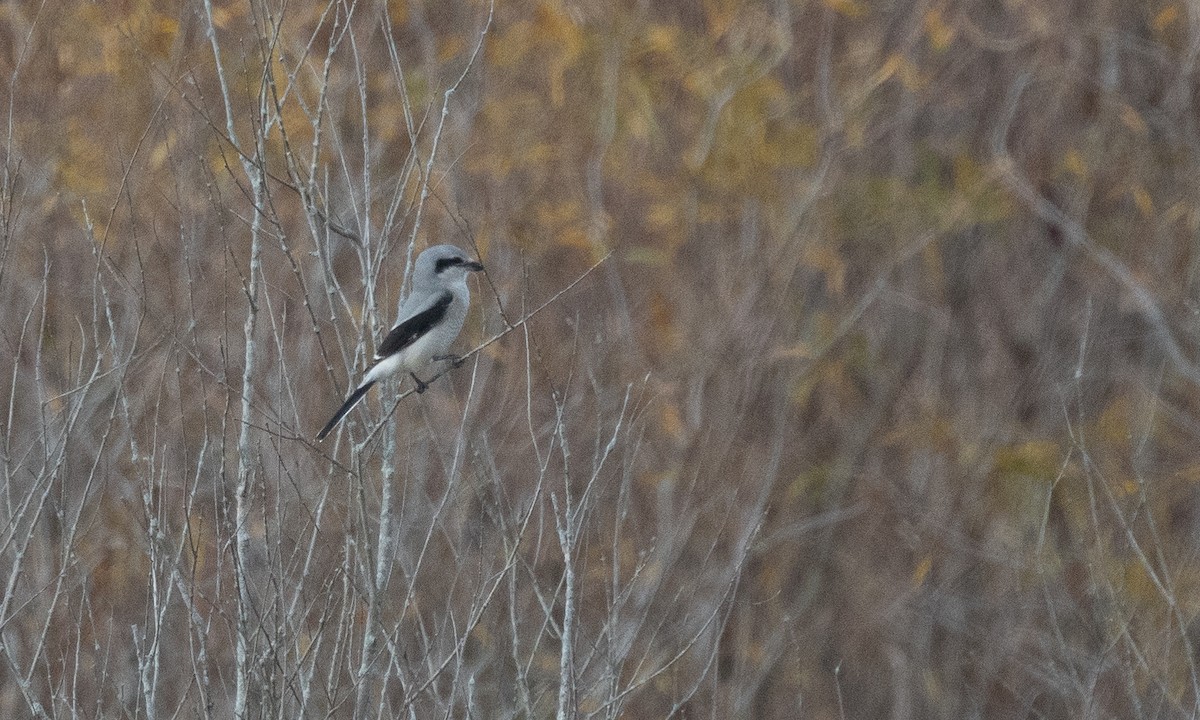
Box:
[464,260,484,272]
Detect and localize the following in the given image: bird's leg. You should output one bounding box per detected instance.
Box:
[409,372,429,393]
[433,353,465,368]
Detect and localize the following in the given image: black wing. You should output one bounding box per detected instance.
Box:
[375,291,453,359]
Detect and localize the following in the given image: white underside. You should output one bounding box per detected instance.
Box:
[364,323,447,385]
[363,272,471,387]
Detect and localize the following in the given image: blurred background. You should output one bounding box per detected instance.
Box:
[2,0,1200,717]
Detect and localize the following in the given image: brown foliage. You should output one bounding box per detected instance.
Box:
[2,0,1200,717]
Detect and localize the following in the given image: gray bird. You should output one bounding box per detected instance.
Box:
[317,244,484,440]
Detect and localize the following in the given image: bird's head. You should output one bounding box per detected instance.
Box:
[415,244,484,288]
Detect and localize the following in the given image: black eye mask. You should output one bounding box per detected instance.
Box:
[435,257,464,273]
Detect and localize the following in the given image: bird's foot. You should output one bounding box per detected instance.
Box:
[409,372,429,393]
[433,353,465,368]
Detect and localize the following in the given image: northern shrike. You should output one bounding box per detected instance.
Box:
[316,244,484,441]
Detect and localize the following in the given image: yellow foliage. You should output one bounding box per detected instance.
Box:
[952,153,983,188]
[489,3,588,105]
[773,342,813,362]
[792,348,866,414]
[1174,463,1200,483]
[923,9,956,51]
[533,1,586,107]
[60,118,109,199]
[845,118,866,148]
[683,67,719,99]
[704,0,739,36]
[623,103,653,141]
[489,20,534,68]
[1063,148,1087,178]
[1188,206,1200,233]
[785,466,829,503]
[883,414,959,452]
[149,139,170,170]
[537,199,580,224]
[660,402,685,440]
[639,470,678,492]
[471,623,492,650]
[649,291,681,352]
[558,225,592,249]
[1120,104,1148,136]
[644,24,678,54]
[873,54,903,87]
[187,513,209,577]
[824,0,867,19]
[524,142,558,167]
[1095,394,1133,450]
[625,246,673,267]
[912,555,932,588]
[144,12,181,59]
[387,0,410,24]
[1131,185,1155,218]
[873,54,927,92]
[158,13,180,35]
[439,35,466,62]
[1121,559,1160,608]
[645,202,679,230]
[992,440,1062,480]
[1153,4,1180,32]
[692,77,818,196]
[694,202,725,225]
[209,4,236,29]
[1160,200,1189,229]
[803,242,847,295]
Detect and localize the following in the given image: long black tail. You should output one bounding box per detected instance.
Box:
[316,380,376,440]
